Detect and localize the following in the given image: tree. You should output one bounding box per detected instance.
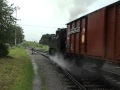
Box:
[0,0,16,43]
[8,25,24,45]
[39,34,51,45]
[0,0,24,57]
[15,25,24,44]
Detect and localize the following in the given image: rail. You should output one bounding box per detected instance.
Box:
[60,67,86,90]
[30,48,118,90]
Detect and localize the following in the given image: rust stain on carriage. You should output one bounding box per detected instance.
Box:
[81,18,87,55]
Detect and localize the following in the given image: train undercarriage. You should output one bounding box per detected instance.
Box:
[64,54,120,89]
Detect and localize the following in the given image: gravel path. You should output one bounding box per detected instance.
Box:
[27,49,68,90]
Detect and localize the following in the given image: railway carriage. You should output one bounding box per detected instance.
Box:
[49,1,120,88]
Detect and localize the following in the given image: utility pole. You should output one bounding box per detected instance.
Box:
[15,6,20,46]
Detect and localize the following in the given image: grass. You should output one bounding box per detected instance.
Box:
[38,67,47,90]
[0,47,33,90]
[38,45,49,52]
[22,41,49,52]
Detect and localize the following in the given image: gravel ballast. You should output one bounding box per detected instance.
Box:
[27,50,68,90]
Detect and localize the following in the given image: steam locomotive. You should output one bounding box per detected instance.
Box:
[49,1,120,88]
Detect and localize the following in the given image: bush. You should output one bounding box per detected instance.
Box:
[0,43,9,57]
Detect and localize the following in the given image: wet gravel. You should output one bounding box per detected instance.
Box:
[27,50,68,90]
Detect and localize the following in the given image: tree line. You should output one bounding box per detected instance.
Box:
[0,0,24,57]
[39,34,53,45]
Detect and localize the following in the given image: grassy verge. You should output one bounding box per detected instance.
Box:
[0,48,33,90]
[38,67,47,90]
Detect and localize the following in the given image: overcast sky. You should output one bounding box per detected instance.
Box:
[8,0,118,42]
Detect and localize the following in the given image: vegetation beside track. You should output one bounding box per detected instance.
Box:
[22,41,49,52]
[0,47,33,90]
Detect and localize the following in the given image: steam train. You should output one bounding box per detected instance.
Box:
[49,1,120,88]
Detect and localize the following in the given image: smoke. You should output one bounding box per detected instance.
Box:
[69,0,96,21]
[49,53,103,77]
[50,53,72,70]
[55,0,96,22]
[50,53,82,76]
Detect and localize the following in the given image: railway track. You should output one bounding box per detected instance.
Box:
[56,64,117,90]
[57,67,86,90]
[31,49,118,90]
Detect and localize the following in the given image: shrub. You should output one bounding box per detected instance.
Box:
[0,43,9,57]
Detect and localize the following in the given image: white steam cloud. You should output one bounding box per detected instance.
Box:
[50,54,82,76]
[50,54,72,70]
[69,0,96,21]
[54,0,96,21]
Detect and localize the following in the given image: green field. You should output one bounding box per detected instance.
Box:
[0,48,33,90]
[22,41,49,52]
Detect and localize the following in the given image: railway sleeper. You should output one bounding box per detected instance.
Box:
[67,85,80,90]
[64,82,75,85]
[64,79,72,82]
[84,84,109,88]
